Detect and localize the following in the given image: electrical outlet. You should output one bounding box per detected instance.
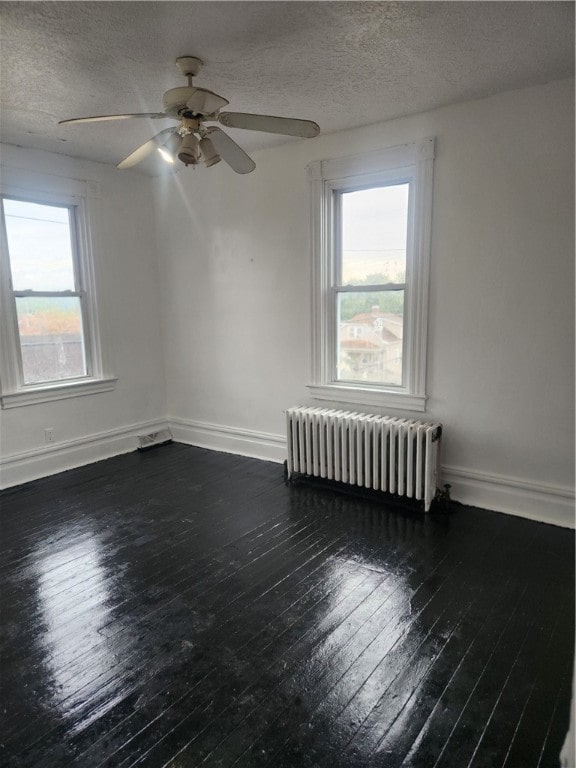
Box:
[44,428,54,443]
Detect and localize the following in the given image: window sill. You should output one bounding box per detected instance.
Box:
[307,383,427,413]
[1,377,118,409]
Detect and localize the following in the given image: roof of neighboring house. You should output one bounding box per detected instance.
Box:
[340,339,383,351]
[380,328,402,344]
[348,310,402,326]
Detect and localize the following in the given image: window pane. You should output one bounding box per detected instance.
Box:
[337,292,404,386]
[3,199,76,291]
[15,297,87,384]
[340,184,409,286]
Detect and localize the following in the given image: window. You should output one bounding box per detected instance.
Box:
[308,138,434,412]
[0,186,115,407]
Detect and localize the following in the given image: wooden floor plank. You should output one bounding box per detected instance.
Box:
[141,525,447,767]
[5,519,344,753]
[91,535,366,768]
[502,612,575,768]
[2,499,316,733]
[115,566,417,766]
[0,444,573,768]
[70,550,369,765]
[5,508,364,760]
[356,571,521,767]
[196,559,478,767]
[432,583,566,767]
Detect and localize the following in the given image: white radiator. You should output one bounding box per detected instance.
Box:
[285,406,442,512]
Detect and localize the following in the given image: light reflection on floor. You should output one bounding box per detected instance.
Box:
[34,531,121,726]
[291,554,411,730]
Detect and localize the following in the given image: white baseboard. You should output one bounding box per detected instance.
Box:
[3,416,573,530]
[442,465,575,529]
[169,418,575,529]
[169,417,286,464]
[0,419,170,489]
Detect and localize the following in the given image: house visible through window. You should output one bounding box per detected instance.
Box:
[0,188,115,407]
[308,139,435,412]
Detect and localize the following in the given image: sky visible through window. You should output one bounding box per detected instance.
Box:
[3,199,75,292]
[4,188,409,292]
[341,183,409,285]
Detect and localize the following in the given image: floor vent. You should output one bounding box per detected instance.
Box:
[137,429,173,451]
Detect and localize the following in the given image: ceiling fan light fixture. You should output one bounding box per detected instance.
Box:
[59,56,319,174]
[199,137,221,168]
[178,133,200,166]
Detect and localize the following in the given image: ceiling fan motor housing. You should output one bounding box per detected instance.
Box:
[163,87,196,117]
[163,86,229,118]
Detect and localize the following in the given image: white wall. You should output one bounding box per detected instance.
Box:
[153,78,575,526]
[0,145,167,486]
[1,81,572,525]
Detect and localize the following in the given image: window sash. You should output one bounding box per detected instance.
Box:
[13,290,85,297]
[335,287,406,388]
[333,181,410,289]
[0,194,95,390]
[328,179,413,391]
[333,283,405,293]
[13,292,92,385]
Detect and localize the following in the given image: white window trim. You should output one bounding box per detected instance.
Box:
[0,178,116,408]
[307,138,434,413]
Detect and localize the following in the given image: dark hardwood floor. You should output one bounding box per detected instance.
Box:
[0,443,573,767]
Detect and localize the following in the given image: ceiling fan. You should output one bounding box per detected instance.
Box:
[59,56,320,174]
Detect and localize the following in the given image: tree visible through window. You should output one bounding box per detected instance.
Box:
[1,198,90,385]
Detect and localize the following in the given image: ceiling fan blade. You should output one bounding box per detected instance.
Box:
[59,113,169,125]
[218,112,320,138]
[117,128,176,170]
[203,127,255,174]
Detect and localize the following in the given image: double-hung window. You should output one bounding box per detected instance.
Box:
[308,138,434,411]
[0,185,114,407]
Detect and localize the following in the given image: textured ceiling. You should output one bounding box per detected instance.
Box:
[0,1,573,174]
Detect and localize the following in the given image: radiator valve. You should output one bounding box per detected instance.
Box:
[435,483,452,505]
